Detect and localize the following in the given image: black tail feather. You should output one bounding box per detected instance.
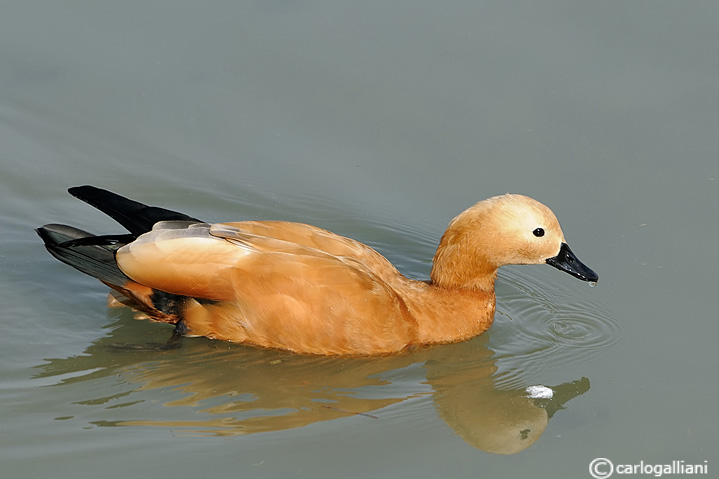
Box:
[38,186,204,287]
[68,185,202,236]
[37,187,207,327]
[36,224,130,287]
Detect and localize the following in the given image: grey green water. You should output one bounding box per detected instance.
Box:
[1,1,717,478]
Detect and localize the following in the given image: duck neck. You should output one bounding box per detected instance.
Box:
[430,242,499,293]
[402,277,497,346]
[430,267,498,293]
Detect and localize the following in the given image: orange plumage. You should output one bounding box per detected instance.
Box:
[37,186,597,355]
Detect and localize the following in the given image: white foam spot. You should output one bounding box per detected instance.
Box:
[525,385,554,399]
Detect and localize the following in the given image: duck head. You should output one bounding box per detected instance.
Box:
[430,194,598,292]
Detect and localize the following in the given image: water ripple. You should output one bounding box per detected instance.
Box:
[489,267,622,388]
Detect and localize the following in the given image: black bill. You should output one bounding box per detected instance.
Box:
[546,243,598,282]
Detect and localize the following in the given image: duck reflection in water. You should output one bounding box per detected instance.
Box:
[36,308,589,455]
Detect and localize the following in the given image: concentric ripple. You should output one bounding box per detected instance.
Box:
[489,267,622,388]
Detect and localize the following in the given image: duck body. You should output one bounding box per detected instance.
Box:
[37,186,597,355]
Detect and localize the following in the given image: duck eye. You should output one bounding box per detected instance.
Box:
[533,228,545,237]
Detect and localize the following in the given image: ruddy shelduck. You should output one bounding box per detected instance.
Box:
[37,186,598,355]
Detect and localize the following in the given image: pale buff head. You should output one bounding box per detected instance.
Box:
[430,194,569,290]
